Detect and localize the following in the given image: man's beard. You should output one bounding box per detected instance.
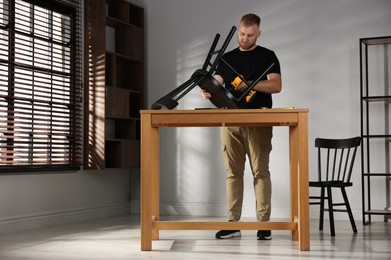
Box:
[239,41,256,51]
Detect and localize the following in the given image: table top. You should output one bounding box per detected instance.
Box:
[140,108,309,127]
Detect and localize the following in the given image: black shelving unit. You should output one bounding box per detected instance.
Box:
[360,36,391,224]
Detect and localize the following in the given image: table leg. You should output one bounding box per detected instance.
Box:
[151,127,160,240]
[141,114,152,251]
[298,112,310,251]
[289,124,299,241]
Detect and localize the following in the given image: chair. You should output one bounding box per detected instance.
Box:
[309,137,361,236]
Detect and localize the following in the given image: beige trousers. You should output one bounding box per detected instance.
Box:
[220,126,273,222]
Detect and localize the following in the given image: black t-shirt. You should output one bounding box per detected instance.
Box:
[216,45,281,108]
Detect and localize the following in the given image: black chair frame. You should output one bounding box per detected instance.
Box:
[309,137,361,236]
[151,26,274,110]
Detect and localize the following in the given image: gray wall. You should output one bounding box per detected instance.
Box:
[130,0,391,221]
[0,169,132,234]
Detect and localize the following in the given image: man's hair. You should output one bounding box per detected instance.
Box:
[240,13,261,27]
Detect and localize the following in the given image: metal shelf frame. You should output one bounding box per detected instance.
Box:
[360,36,391,224]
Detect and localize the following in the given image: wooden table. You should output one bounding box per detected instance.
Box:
[140,108,310,251]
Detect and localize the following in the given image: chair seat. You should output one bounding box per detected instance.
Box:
[309,181,353,188]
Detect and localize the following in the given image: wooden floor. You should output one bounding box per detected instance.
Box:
[0,215,390,259]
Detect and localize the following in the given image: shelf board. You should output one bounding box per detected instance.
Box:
[105,84,143,94]
[363,173,391,177]
[362,96,391,102]
[116,52,143,63]
[365,210,391,215]
[106,115,140,120]
[362,134,391,139]
[106,16,128,28]
[360,36,391,45]
[129,89,143,94]
[106,138,139,142]
[106,16,142,29]
[105,51,143,63]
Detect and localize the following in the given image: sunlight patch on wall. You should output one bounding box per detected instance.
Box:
[172,37,225,211]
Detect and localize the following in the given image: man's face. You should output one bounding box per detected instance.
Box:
[237,22,260,51]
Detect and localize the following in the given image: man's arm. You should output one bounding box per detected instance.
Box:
[236,73,282,94]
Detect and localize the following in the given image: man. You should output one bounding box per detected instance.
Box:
[200,13,282,240]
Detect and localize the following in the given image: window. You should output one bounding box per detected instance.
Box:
[0,0,82,172]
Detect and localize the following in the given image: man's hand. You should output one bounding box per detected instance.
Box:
[199,88,211,99]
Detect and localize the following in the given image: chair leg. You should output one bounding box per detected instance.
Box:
[319,187,325,231]
[341,187,357,233]
[327,186,335,236]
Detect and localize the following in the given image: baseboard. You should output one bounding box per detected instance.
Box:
[0,202,131,235]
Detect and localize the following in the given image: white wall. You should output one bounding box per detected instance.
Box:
[130,0,391,221]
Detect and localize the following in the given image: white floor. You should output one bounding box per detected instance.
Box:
[0,215,390,260]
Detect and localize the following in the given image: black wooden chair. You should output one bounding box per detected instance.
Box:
[309,137,361,236]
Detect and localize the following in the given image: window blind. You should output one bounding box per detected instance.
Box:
[0,0,82,171]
